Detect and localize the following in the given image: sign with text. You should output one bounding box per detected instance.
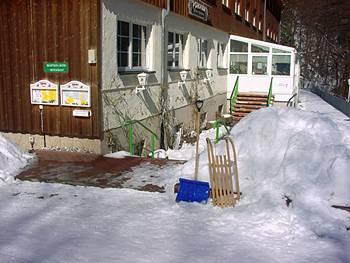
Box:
[61,81,91,107]
[188,0,208,21]
[43,62,69,73]
[30,80,59,105]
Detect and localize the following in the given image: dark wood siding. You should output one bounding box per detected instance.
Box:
[0,0,100,139]
[141,0,282,41]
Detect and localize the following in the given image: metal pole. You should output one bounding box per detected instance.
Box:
[39,105,46,148]
[194,110,200,180]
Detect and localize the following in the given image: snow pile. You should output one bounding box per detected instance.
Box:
[0,134,32,185]
[230,107,350,206]
[177,107,350,237]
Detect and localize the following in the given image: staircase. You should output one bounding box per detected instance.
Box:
[232,92,274,122]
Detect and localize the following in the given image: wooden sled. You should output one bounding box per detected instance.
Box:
[206,137,240,208]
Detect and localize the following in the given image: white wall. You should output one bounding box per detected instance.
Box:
[101,0,230,150]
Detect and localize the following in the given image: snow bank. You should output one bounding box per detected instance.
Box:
[230,107,350,205]
[179,107,350,238]
[0,134,32,185]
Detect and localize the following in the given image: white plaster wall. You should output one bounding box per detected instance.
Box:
[102,0,162,133]
[101,0,230,151]
[102,0,162,84]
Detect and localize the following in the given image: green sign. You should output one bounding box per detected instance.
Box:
[43,62,69,73]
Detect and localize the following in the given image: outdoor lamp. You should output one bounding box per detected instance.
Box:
[195,99,204,112]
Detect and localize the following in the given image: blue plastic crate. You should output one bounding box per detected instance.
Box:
[176,178,210,204]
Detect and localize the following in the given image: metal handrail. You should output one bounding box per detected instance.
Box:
[229,76,239,114]
[267,77,273,107]
[211,119,231,143]
[286,93,297,107]
[123,119,158,158]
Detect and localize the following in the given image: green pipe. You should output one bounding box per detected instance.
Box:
[152,134,155,159]
[230,76,239,113]
[128,122,133,155]
[268,77,273,107]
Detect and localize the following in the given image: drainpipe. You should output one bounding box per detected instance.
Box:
[263,0,266,41]
[161,0,170,86]
[160,0,170,149]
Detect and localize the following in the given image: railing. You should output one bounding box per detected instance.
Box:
[123,119,158,159]
[267,77,273,107]
[211,119,231,144]
[286,93,297,107]
[229,76,239,114]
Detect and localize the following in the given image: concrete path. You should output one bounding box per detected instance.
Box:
[17,150,183,192]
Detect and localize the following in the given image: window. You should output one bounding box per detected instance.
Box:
[245,1,250,22]
[252,9,257,27]
[117,21,147,70]
[251,43,268,75]
[258,15,262,31]
[217,43,226,68]
[230,40,248,52]
[272,55,291,76]
[168,32,184,68]
[235,0,241,15]
[230,54,248,74]
[252,56,268,75]
[230,40,248,74]
[251,44,269,53]
[198,38,209,68]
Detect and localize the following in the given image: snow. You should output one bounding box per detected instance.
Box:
[104,150,131,159]
[0,89,350,262]
[0,134,32,185]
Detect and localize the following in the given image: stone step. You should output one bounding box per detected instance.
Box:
[236,100,268,105]
[234,104,265,110]
[236,96,268,101]
[237,92,269,98]
[232,112,249,117]
[233,107,255,113]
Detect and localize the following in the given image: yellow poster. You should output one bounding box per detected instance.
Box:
[30,80,59,105]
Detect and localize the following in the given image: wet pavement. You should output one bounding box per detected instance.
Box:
[16,150,184,193]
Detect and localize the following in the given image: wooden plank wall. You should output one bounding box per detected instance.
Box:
[0,0,100,139]
[141,0,282,41]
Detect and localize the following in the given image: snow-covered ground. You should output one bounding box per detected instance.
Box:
[0,89,349,263]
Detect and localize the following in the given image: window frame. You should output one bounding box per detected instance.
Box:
[229,39,249,75]
[271,53,292,76]
[217,42,226,69]
[229,36,295,77]
[235,0,241,16]
[198,38,209,69]
[245,1,250,22]
[222,0,229,7]
[117,20,148,72]
[167,31,184,69]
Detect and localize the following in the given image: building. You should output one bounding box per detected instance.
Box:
[0,0,286,154]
